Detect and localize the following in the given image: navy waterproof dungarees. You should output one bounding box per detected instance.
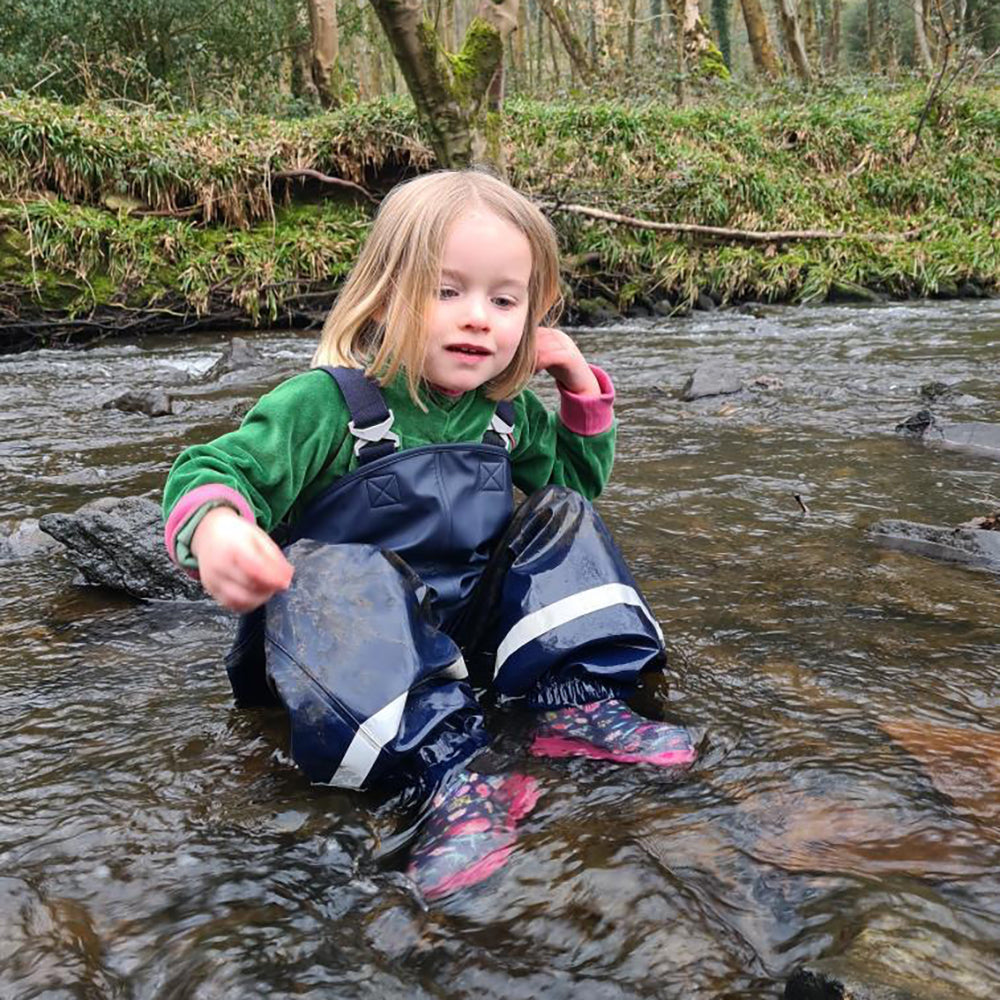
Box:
[227,367,667,799]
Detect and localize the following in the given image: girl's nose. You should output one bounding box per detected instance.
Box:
[462,294,489,329]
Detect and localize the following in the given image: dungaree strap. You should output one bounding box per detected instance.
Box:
[483,400,516,452]
[319,366,516,460]
[319,366,399,465]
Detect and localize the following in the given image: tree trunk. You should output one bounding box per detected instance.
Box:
[739,0,782,78]
[307,0,341,106]
[627,0,637,64]
[537,0,595,82]
[651,0,664,44]
[801,0,820,69]
[674,1,685,102]
[712,0,733,69]
[774,0,812,81]
[667,0,730,77]
[367,0,517,171]
[867,0,880,71]
[913,0,934,73]
[823,0,841,70]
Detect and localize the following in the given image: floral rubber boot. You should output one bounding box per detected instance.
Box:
[530,699,696,767]
[406,770,540,901]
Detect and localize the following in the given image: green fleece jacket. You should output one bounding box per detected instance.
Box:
[163,366,616,568]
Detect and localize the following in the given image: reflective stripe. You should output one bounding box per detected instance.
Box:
[493,583,663,678]
[331,691,408,789]
[439,655,468,680]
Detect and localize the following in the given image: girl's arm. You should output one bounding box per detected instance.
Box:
[511,327,616,499]
[162,370,351,609]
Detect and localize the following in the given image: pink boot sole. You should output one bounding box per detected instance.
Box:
[530,734,696,766]
[407,773,541,901]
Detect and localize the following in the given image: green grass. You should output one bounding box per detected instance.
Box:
[1,79,997,327]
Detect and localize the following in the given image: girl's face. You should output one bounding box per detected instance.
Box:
[422,209,532,395]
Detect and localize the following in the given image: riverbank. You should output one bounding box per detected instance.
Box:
[2,80,997,350]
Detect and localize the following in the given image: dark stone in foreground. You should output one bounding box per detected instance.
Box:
[869,518,1000,571]
[786,961,930,1000]
[681,364,743,400]
[39,497,205,601]
[895,410,1000,460]
[102,389,173,417]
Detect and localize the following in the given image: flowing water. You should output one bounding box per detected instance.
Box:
[2,300,999,999]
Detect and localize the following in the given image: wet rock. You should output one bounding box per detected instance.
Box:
[695,292,717,312]
[827,281,886,305]
[231,398,255,421]
[0,518,61,561]
[38,496,204,601]
[918,382,951,403]
[749,374,784,391]
[879,718,1000,825]
[201,336,265,381]
[681,364,744,401]
[786,960,941,1000]
[101,389,173,417]
[895,411,1000,460]
[869,518,1000,572]
[574,296,622,326]
[788,915,990,1000]
[958,281,987,299]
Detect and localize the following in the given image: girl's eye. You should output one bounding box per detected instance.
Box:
[438,286,459,299]
[493,296,517,309]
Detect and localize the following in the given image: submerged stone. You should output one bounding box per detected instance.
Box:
[39,496,204,601]
[101,389,173,417]
[201,336,265,381]
[0,518,61,561]
[895,411,1000,460]
[868,518,1000,572]
[787,914,990,1000]
[681,364,744,401]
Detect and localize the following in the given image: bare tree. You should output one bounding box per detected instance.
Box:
[307,0,341,106]
[914,0,935,72]
[740,0,782,78]
[537,0,595,82]
[774,0,812,81]
[667,0,729,77]
[368,0,518,171]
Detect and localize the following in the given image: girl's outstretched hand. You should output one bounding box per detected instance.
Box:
[534,326,600,396]
[191,506,294,612]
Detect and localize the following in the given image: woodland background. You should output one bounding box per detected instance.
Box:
[0,0,997,347]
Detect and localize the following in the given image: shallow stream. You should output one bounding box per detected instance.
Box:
[2,300,999,999]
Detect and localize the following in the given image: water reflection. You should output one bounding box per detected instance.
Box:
[2,300,999,998]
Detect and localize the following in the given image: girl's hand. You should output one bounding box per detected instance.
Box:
[190,507,294,612]
[534,326,600,396]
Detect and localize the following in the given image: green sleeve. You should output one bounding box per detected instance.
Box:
[162,370,352,532]
[510,389,616,500]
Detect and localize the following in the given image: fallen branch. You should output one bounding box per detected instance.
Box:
[272,169,377,203]
[537,200,921,243]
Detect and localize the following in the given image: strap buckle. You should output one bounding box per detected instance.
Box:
[489,412,516,452]
[347,411,399,458]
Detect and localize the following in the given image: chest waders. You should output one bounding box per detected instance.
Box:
[227,367,667,799]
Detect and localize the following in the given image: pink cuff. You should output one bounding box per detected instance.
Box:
[557,365,615,436]
[164,484,256,565]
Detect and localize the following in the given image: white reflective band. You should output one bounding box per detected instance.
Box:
[439,655,468,680]
[331,691,408,789]
[493,583,663,678]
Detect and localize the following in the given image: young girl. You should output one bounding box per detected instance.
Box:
[163,170,694,901]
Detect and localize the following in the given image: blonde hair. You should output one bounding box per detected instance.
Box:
[311,169,562,402]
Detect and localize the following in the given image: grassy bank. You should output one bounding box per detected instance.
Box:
[2,80,998,347]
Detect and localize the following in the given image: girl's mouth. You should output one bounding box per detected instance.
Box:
[447,344,491,356]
